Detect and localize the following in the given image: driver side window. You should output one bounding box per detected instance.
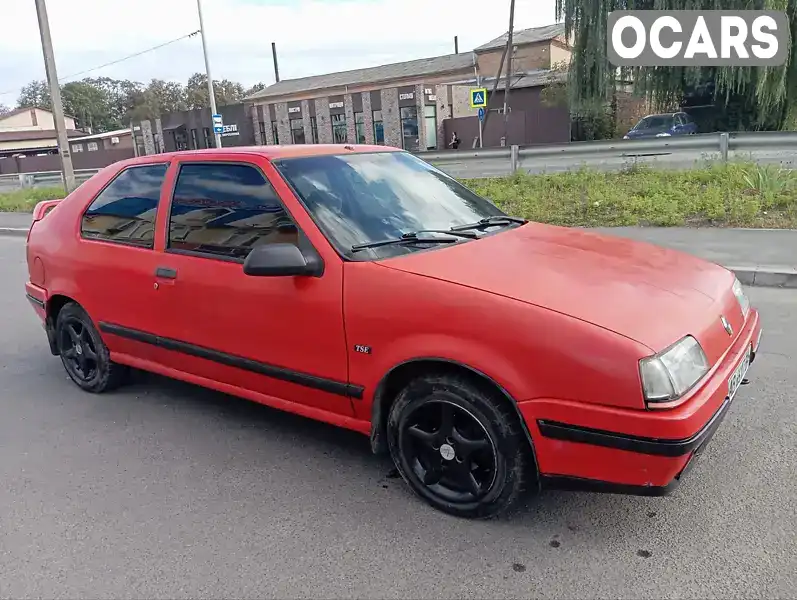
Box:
[167,162,299,262]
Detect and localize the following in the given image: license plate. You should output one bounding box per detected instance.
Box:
[728,346,751,401]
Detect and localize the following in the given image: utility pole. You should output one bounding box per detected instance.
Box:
[34,0,76,193]
[502,0,516,144]
[196,0,222,148]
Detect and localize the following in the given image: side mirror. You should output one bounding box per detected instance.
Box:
[243,243,323,277]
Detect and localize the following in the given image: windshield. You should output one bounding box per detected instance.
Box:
[273,151,508,260]
[634,115,674,130]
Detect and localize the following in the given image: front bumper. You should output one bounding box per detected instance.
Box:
[519,309,762,495]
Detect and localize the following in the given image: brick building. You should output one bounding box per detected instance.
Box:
[246,22,572,151]
[133,23,572,154]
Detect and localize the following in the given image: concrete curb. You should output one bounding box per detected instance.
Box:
[0,226,794,288]
[0,227,28,238]
[728,266,797,289]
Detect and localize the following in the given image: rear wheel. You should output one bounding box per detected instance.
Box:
[387,373,534,519]
[56,302,128,393]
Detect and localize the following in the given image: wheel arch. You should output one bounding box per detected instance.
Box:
[44,293,79,355]
[369,357,539,487]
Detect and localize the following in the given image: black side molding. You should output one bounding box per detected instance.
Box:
[99,322,364,400]
[537,394,735,457]
[26,293,45,309]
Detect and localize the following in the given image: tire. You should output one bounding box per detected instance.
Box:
[55,302,128,393]
[387,373,535,519]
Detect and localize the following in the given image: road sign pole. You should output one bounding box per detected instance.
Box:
[34,0,76,194]
[197,0,222,149]
[470,88,488,149]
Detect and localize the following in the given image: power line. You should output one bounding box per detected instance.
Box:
[0,30,200,98]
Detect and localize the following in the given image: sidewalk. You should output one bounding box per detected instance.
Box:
[1,212,795,287]
[594,227,797,288]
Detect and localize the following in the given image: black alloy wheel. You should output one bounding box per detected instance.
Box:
[56,302,128,393]
[387,373,534,519]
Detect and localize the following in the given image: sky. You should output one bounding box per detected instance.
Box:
[0,0,558,105]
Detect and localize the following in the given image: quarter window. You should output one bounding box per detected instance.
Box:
[168,163,298,261]
[81,164,168,248]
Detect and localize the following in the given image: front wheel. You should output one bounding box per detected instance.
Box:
[56,302,128,393]
[387,373,535,519]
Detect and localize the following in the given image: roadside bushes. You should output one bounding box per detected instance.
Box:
[463,161,797,228]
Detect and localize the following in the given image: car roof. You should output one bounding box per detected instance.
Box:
[118,144,401,168]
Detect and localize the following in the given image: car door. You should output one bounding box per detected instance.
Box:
[151,158,355,418]
[76,161,179,367]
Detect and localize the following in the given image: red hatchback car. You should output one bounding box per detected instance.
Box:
[25,145,762,518]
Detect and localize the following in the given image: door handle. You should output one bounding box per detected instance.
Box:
[155,266,177,279]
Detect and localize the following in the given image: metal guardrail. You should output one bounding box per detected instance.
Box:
[418,131,797,178]
[0,169,100,193]
[1,130,796,192]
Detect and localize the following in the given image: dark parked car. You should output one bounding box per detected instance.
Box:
[624,112,698,139]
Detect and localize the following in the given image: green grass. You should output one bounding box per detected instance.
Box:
[2,162,796,228]
[462,162,797,228]
[0,186,65,212]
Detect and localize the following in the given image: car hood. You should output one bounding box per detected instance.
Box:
[376,223,733,351]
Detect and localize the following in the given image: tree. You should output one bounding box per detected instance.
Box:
[245,82,267,97]
[17,80,51,109]
[12,72,253,133]
[556,0,797,130]
[62,80,114,132]
[185,73,245,109]
[0,104,11,116]
[130,79,188,121]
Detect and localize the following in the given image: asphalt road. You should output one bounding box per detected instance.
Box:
[1,234,795,599]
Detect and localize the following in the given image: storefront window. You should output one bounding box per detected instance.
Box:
[331,113,347,143]
[290,118,305,144]
[400,106,419,152]
[372,110,384,144]
[272,121,279,145]
[310,117,318,143]
[203,127,212,148]
[354,112,366,144]
[424,105,437,150]
[258,121,267,145]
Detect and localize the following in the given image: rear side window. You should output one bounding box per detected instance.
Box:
[167,162,297,261]
[81,164,168,248]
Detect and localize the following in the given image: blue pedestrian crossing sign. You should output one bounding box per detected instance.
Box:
[478,107,485,121]
[470,88,487,108]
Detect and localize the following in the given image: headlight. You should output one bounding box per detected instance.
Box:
[640,335,710,406]
[732,277,750,317]
[655,132,672,137]
[623,135,630,139]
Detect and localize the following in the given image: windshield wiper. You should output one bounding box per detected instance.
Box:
[351,229,477,253]
[450,215,527,232]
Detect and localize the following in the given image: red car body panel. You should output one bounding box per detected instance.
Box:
[25,146,762,495]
